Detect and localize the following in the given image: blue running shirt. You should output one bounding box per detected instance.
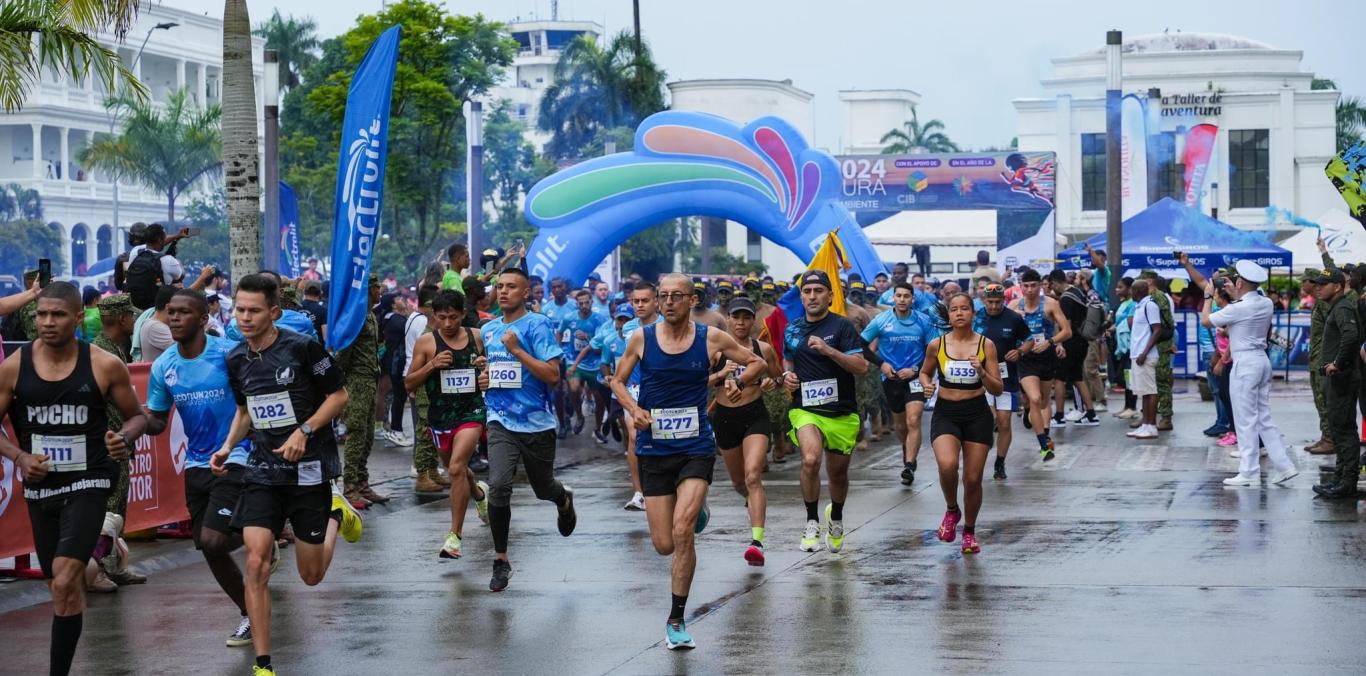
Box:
[861,309,932,377]
[482,312,564,433]
[146,335,250,468]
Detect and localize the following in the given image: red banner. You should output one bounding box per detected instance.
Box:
[0,363,188,560]
[1182,123,1219,208]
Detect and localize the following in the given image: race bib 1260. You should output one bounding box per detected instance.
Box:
[33,433,87,472]
[488,361,522,389]
[650,407,700,440]
[247,392,298,430]
[801,378,838,406]
[440,368,476,394]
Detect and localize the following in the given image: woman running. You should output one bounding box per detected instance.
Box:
[919,292,1003,554]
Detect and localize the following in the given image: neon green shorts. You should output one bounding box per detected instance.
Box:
[787,409,860,455]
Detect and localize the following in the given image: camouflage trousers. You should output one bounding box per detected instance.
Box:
[343,377,378,485]
[1310,368,1331,438]
[1156,344,1173,418]
[412,384,440,473]
[106,458,130,517]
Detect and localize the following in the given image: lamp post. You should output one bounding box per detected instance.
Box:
[464,100,484,260]
[262,49,280,273]
[1103,29,1122,309]
[109,21,177,253]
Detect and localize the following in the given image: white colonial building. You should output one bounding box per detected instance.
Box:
[1013,32,1341,238]
[0,5,264,276]
[487,19,603,152]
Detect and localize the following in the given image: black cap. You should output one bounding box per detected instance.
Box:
[728,296,757,315]
[1311,269,1346,285]
[800,270,832,290]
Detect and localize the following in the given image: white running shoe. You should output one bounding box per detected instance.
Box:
[1223,473,1259,487]
[1132,424,1159,440]
[1270,468,1299,485]
[226,616,252,647]
[799,519,821,552]
[1093,401,1108,412]
[1064,408,1084,423]
[624,492,645,511]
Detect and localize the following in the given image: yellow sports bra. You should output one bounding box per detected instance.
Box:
[937,335,986,390]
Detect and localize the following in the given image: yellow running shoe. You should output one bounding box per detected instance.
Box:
[252,665,276,676]
[474,480,490,525]
[824,503,844,553]
[330,486,364,543]
[440,531,462,559]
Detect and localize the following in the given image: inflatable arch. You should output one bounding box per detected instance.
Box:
[523,111,885,284]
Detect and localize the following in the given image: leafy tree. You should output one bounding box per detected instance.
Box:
[0,182,43,222]
[0,183,62,276]
[254,9,320,92]
[0,0,146,111]
[1312,78,1366,151]
[880,109,960,154]
[175,188,231,269]
[78,89,222,225]
[537,30,666,160]
[482,100,540,231]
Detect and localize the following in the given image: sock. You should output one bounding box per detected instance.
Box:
[670,593,687,621]
[751,526,764,545]
[804,501,819,522]
[830,501,844,521]
[489,504,512,553]
[964,525,976,535]
[947,504,961,514]
[1085,409,1095,418]
[91,535,112,561]
[1036,433,1049,446]
[51,613,83,676]
[256,655,272,669]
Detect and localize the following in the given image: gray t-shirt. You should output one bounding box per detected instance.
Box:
[139,317,173,363]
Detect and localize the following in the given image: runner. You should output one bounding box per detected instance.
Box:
[781,270,870,553]
[565,289,606,438]
[974,283,1033,480]
[1012,269,1072,460]
[710,296,779,566]
[919,292,1004,554]
[591,303,644,507]
[615,282,663,510]
[610,274,766,649]
[0,282,148,676]
[143,289,260,646]
[213,273,362,676]
[541,277,577,439]
[406,290,492,560]
[861,282,933,485]
[477,267,578,592]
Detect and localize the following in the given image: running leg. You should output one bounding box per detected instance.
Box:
[932,435,962,509]
[198,527,246,614]
[242,527,276,660]
[961,441,990,527]
[447,427,484,536]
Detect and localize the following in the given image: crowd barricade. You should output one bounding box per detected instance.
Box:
[1170,309,1309,378]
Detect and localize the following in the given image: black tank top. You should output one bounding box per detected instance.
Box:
[425,328,486,428]
[12,342,115,496]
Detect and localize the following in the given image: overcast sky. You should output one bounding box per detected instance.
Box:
[176,0,1364,150]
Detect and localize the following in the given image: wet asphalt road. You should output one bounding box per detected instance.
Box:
[2,388,1365,675]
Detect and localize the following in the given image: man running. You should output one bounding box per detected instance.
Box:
[592,303,645,507]
[406,290,491,559]
[477,267,578,592]
[541,277,577,439]
[710,296,778,565]
[611,273,765,650]
[565,289,606,437]
[144,289,258,646]
[974,283,1032,479]
[862,282,933,486]
[1012,269,1072,460]
[782,270,870,553]
[614,282,663,510]
[212,273,362,676]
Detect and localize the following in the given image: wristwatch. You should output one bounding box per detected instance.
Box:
[299,422,315,438]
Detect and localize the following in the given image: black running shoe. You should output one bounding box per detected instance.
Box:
[557,486,577,536]
[489,559,512,592]
[1022,410,1032,429]
[593,429,609,444]
[994,457,1007,480]
[1052,413,1066,426]
[900,464,915,485]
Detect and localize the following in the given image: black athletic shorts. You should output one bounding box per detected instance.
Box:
[638,453,715,497]
[1017,353,1056,382]
[26,488,110,578]
[711,399,772,449]
[930,395,994,446]
[231,482,332,545]
[185,465,245,549]
[881,378,926,413]
[1057,338,1087,383]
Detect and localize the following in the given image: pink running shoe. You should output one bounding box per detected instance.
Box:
[1217,432,1238,447]
[937,509,962,543]
[743,544,765,567]
[961,531,981,554]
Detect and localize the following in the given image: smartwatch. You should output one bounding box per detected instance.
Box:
[299,422,315,438]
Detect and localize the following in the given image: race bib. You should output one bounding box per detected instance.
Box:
[944,360,978,385]
[998,361,1009,379]
[561,329,573,343]
[801,378,838,406]
[1030,332,1045,343]
[247,392,298,430]
[573,336,589,351]
[440,368,476,394]
[33,434,87,472]
[488,361,523,389]
[907,379,924,394]
[651,407,700,440]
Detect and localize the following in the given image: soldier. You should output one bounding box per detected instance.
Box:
[1137,271,1174,431]
[1305,236,1340,453]
[338,274,389,506]
[1311,269,1361,499]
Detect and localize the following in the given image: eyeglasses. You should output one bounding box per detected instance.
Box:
[659,292,691,303]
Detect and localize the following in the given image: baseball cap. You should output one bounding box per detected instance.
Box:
[613,303,635,319]
[1310,268,1345,285]
[1300,267,1322,283]
[850,279,867,292]
[728,296,757,315]
[716,279,735,291]
[799,270,832,290]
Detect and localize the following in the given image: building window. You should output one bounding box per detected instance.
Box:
[96,225,112,260]
[1081,133,1106,212]
[746,229,761,262]
[1228,129,1269,209]
[1148,132,1186,204]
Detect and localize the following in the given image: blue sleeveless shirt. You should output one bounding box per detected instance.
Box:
[636,323,714,457]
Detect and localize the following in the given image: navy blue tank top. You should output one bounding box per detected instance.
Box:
[636,323,714,457]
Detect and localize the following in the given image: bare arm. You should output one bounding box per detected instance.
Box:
[208,405,254,474]
[919,339,940,399]
[0,278,39,316]
[608,331,645,413]
[144,407,170,436]
[979,340,1004,396]
[404,334,440,393]
[1045,298,1073,344]
[502,332,561,387]
[1178,253,1209,291]
[711,330,767,387]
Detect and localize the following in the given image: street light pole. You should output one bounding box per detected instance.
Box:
[262,49,280,273]
[464,100,484,260]
[109,21,177,252]
[1104,29,1122,309]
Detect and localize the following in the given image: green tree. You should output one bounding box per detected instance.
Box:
[174,188,231,268]
[282,0,516,274]
[880,109,960,154]
[223,0,261,280]
[0,181,43,221]
[482,100,542,230]
[537,30,666,160]
[254,9,319,92]
[0,0,147,111]
[0,183,62,276]
[1312,78,1366,151]
[78,89,222,225]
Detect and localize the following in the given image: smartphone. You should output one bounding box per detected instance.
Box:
[185,226,202,237]
[37,259,51,288]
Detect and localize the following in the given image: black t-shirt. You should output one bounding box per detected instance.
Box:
[300,299,327,337]
[227,328,346,486]
[1059,288,1088,345]
[783,312,864,416]
[976,307,1030,392]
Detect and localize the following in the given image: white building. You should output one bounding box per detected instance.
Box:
[1013,32,1340,239]
[487,19,603,152]
[839,89,920,155]
[0,5,265,276]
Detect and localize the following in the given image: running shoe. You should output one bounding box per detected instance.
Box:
[1217,432,1238,447]
[1052,412,1066,426]
[557,486,577,536]
[744,542,765,566]
[573,415,585,435]
[900,464,915,485]
[624,492,646,511]
[694,500,710,534]
[1132,424,1159,440]
[1270,468,1299,485]
[1072,412,1100,427]
[489,559,512,592]
[937,509,962,543]
[252,666,276,676]
[330,485,364,543]
[1064,408,1083,423]
[593,429,609,444]
[665,619,696,650]
[1039,440,1055,462]
[269,540,281,576]
[474,480,490,525]
[994,457,1007,480]
[226,616,252,647]
[1203,424,1229,437]
[610,420,623,442]
[440,531,462,559]
[824,503,844,553]
[961,531,981,555]
[1223,473,1259,487]
[1022,408,1032,429]
[468,454,490,473]
[799,520,821,551]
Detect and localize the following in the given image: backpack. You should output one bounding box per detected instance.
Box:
[1065,287,1106,341]
[124,248,164,310]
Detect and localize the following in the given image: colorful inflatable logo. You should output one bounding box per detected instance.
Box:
[524,111,884,284]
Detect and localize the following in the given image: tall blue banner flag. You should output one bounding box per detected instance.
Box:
[325,25,400,351]
[278,181,301,278]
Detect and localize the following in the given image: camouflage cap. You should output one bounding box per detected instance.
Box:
[1138,269,1160,281]
[97,294,135,316]
[369,273,382,289]
[1300,267,1322,282]
[280,285,300,305]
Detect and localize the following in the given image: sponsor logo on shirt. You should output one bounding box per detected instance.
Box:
[275,366,295,386]
[164,367,178,387]
[312,357,331,376]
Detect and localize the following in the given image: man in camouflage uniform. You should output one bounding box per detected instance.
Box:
[1305,241,1340,453]
[1138,271,1175,430]
[338,275,389,505]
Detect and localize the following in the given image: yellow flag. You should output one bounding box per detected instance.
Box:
[806,231,851,316]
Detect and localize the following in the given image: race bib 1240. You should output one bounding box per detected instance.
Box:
[801,378,838,406]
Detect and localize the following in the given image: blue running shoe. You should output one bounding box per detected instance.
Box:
[665,619,696,650]
[694,500,710,534]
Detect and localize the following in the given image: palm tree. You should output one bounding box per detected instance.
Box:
[223,0,259,279]
[253,9,319,92]
[879,109,960,154]
[0,0,148,111]
[0,182,43,221]
[78,89,222,224]
[538,30,666,159]
[1313,78,1366,151]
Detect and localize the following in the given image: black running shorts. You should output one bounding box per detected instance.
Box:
[231,482,332,544]
[711,399,772,450]
[638,453,715,497]
[882,378,926,413]
[929,395,994,446]
[26,488,110,578]
[185,465,245,549]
